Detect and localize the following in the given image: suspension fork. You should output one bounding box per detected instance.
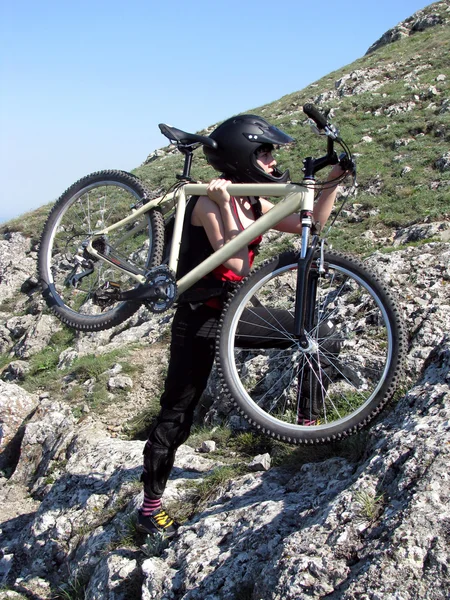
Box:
[294,212,320,346]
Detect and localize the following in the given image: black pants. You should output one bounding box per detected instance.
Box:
[142,304,219,499]
[142,303,296,499]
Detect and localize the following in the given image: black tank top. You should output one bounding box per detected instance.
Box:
[175,195,262,304]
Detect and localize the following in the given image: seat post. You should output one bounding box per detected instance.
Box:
[177,147,194,181]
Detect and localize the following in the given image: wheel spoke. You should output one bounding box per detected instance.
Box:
[219,251,404,442]
[39,172,164,330]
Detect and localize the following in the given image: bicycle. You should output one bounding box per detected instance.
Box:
[38,104,407,444]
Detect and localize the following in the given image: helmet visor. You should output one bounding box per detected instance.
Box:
[243,124,294,146]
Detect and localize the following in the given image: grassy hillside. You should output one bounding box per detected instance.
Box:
[2,0,449,253]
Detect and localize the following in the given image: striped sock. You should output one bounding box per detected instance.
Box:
[141,492,162,516]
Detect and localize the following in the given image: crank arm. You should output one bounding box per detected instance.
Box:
[119,285,164,302]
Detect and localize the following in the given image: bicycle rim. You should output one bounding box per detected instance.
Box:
[218,252,404,443]
[43,178,154,318]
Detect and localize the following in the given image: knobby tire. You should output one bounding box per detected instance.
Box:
[38,170,165,331]
[217,251,407,444]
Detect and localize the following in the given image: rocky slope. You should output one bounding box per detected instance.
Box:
[0,239,449,600]
[1,2,450,599]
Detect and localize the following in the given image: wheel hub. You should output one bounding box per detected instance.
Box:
[298,333,319,354]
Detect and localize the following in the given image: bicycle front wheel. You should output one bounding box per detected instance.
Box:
[217,251,407,443]
[38,170,165,331]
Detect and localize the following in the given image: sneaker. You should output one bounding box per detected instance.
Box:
[136,508,179,537]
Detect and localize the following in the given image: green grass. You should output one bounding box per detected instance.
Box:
[354,489,385,521]
[0,293,29,315]
[123,395,162,440]
[53,570,90,600]
[20,339,142,414]
[70,350,136,380]
[0,352,13,373]
[19,327,76,391]
[255,235,296,263]
[0,202,54,243]
[187,427,284,460]
[184,464,246,512]
[186,424,233,450]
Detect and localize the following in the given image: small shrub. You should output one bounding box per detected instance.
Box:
[124,396,162,440]
[187,425,232,449]
[54,568,90,600]
[141,532,170,557]
[186,464,246,511]
[354,489,384,521]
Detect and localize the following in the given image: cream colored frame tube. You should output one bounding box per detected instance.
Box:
[86,181,314,294]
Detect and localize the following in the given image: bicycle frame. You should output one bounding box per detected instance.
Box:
[86,181,316,295]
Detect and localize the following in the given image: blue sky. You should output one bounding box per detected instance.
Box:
[1,0,430,223]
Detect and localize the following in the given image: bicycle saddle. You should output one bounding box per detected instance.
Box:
[158,124,217,149]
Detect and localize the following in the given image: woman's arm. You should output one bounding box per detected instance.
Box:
[312,164,347,228]
[191,179,251,276]
[260,164,347,233]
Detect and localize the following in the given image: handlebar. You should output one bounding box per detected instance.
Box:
[303,103,328,130]
[301,103,355,179]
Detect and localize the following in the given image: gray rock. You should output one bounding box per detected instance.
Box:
[0,381,38,471]
[1,330,449,597]
[412,13,443,32]
[366,25,409,54]
[200,440,216,453]
[108,363,123,376]
[2,360,31,382]
[20,275,39,294]
[0,553,14,584]
[72,309,172,358]
[13,314,62,359]
[107,375,133,391]
[5,315,35,340]
[248,453,271,471]
[366,3,447,54]
[228,414,251,432]
[57,347,78,369]
[0,325,13,354]
[9,399,75,489]
[435,151,450,172]
[0,233,35,304]
[84,551,140,600]
[393,222,450,246]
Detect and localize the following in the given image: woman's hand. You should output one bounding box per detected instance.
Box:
[206,179,231,207]
[327,162,348,181]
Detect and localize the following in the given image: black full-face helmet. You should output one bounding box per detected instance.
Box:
[204,114,294,183]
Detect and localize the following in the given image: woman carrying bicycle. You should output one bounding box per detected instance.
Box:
[137,114,347,536]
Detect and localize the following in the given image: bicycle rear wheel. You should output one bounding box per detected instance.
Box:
[217,251,407,443]
[38,170,165,331]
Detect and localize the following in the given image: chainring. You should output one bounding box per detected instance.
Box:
[144,266,178,313]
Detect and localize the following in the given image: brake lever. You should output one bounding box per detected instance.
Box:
[309,122,340,141]
[338,152,357,175]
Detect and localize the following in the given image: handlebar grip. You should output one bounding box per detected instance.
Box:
[303,104,328,130]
